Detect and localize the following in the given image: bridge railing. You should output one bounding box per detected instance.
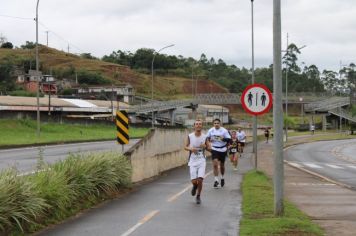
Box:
[304,97,349,112]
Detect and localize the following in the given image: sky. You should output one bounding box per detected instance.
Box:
[1,0,355,71]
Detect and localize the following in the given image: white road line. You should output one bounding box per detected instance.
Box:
[288,162,303,168]
[347,165,356,169]
[325,164,344,169]
[167,170,213,202]
[287,182,336,186]
[120,210,159,236]
[304,163,323,169]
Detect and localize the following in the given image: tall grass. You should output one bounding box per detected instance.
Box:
[0,152,132,234]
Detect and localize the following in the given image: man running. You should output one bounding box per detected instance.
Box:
[184,119,210,204]
[207,118,231,188]
[237,128,246,156]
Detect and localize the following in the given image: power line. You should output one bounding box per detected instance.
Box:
[38,21,85,53]
[1,14,86,54]
[0,14,33,21]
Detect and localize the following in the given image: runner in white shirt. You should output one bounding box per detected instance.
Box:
[207,118,231,188]
[236,128,246,156]
[184,119,210,204]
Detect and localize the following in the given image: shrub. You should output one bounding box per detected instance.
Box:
[0,152,132,234]
[0,170,48,233]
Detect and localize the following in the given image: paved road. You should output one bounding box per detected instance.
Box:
[36,152,253,236]
[285,139,356,188]
[0,140,139,173]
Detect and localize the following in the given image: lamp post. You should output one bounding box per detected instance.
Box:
[35,0,40,137]
[151,44,174,128]
[251,0,258,169]
[284,34,306,142]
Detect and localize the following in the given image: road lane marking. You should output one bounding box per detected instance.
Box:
[304,163,322,169]
[347,165,356,169]
[120,210,159,236]
[288,162,303,168]
[287,182,336,186]
[325,164,344,169]
[167,170,213,202]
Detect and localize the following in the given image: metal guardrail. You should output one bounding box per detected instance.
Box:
[129,100,196,114]
[329,108,356,123]
[304,97,349,112]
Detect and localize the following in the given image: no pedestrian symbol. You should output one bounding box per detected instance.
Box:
[241,84,273,116]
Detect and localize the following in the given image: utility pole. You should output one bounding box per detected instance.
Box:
[285,33,289,142]
[45,30,49,46]
[273,0,284,216]
[251,0,258,169]
[36,0,41,138]
[67,44,70,53]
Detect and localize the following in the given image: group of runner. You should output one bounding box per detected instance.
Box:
[184,118,246,204]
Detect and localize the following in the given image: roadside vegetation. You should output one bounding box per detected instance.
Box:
[240,171,324,236]
[0,119,149,147]
[0,151,132,235]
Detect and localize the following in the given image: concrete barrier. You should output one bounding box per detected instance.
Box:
[125,128,189,183]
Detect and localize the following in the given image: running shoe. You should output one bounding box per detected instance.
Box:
[221,178,225,187]
[213,181,219,188]
[191,184,197,196]
[196,195,201,204]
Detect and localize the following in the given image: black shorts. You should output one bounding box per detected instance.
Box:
[237,142,245,147]
[211,150,227,163]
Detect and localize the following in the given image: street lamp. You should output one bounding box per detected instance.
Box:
[284,33,306,142]
[151,44,174,128]
[251,0,258,169]
[35,0,40,137]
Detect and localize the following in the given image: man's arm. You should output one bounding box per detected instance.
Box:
[184,136,198,154]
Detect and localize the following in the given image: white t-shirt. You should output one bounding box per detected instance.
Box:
[187,132,207,166]
[237,130,246,143]
[207,127,231,152]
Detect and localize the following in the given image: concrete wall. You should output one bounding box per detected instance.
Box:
[125,128,189,183]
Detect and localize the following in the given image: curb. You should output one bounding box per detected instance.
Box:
[283,140,356,191]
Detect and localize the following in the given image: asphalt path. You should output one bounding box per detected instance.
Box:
[0,139,139,173]
[285,139,356,188]
[36,151,253,236]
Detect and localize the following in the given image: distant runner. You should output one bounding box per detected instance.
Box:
[228,130,239,170]
[236,128,246,157]
[184,119,210,204]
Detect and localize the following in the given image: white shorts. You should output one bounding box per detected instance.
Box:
[189,161,206,180]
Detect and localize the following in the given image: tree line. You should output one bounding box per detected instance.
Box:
[1,40,355,96]
[102,45,355,94]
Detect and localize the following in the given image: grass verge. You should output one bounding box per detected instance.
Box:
[0,152,132,235]
[240,170,324,236]
[0,119,149,147]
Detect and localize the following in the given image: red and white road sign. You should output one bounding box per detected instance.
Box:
[241,84,273,116]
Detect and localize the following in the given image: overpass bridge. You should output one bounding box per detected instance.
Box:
[128,93,354,126]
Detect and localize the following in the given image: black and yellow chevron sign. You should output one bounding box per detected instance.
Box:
[116,111,129,144]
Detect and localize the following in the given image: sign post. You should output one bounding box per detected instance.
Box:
[241,83,273,169]
[116,110,129,153]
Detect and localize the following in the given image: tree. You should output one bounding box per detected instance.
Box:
[322,70,338,93]
[20,41,36,49]
[0,60,15,93]
[80,53,97,60]
[283,43,302,73]
[0,42,13,49]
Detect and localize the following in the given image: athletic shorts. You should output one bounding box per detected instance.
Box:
[211,150,227,163]
[189,161,206,180]
[237,142,245,147]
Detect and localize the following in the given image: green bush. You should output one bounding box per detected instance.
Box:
[0,170,48,233]
[0,152,132,234]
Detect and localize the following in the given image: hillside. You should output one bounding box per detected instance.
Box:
[0,46,228,100]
